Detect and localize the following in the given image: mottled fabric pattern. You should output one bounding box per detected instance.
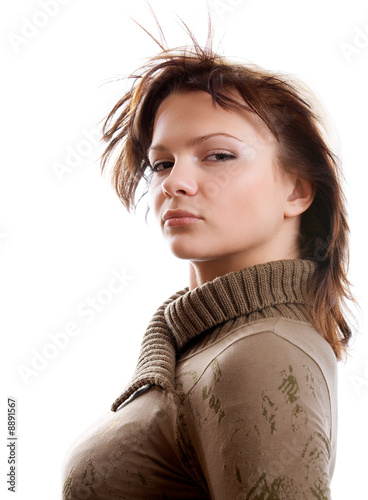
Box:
[175,318,336,499]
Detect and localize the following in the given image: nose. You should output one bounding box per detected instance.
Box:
[161,158,198,198]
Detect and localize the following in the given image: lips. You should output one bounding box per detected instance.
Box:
[162,209,202,223]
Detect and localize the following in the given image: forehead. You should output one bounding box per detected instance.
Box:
[150,90,275,148]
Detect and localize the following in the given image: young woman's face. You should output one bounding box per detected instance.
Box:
[147,90,299,269]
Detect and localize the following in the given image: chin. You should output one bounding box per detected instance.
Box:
[169,248,199,260]
[167,243,218,262]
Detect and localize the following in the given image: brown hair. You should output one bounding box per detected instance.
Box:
[100,12,356,360]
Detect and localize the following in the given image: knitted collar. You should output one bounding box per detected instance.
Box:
[111,259,316,411]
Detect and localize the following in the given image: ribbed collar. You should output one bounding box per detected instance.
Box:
[111,259,316,411]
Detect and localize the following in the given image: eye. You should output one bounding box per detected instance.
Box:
[149,161,174,173]
[205,152,236,162]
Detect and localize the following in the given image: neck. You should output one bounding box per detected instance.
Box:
[188,250,300,291]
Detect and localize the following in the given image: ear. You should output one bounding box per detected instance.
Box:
[284,177,315,218]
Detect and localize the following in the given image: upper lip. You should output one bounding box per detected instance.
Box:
[162,209,202,222]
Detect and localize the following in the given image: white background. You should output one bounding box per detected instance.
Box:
[1,0,367,498]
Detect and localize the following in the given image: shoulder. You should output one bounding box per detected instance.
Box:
[176,317,338,443]
[220,317,337,387]
[175,317,338,417]
[177,317,337,384]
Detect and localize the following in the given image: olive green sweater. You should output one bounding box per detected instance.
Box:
[62,259,337,499]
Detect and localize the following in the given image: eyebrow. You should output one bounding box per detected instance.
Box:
[147,133,243,154]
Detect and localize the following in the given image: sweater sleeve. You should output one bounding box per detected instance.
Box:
[179,329,335,500]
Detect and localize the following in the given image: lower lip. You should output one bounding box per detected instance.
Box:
[164,217,202,227]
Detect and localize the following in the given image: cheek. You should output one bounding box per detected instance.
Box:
[228,171,272,206]
[148,178,163,211]
[218,172,282,224]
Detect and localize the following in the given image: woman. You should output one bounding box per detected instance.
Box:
[62,19,355,500]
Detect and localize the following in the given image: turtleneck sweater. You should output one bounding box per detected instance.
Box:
[111,259,316,411]
[62,259,337,500]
